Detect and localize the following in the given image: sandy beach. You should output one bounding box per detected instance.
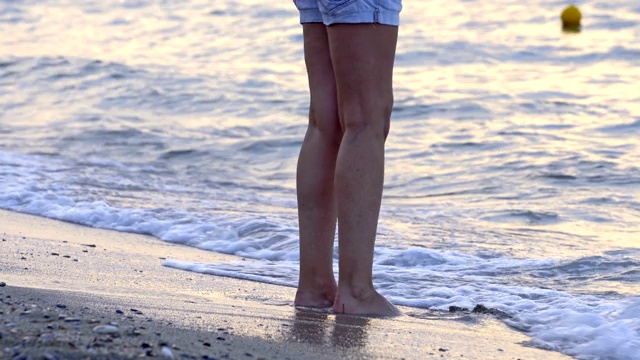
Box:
[0,209,571,359]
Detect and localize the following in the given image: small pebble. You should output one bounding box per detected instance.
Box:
[203,342,211,347]
[216,337,225,341]
[93,325,119,334]
[55,304,66,309]
[63,255,71,258]
[161,347,176,360]
[141,342,152,349]
[439,348,448,352]
[51,253,59,256]
[116,309,124,314]
[64,318,81,323]
[0,282,5,287]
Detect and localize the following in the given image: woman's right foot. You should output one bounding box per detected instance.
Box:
[294,283,337,308]
[332,287,401,317]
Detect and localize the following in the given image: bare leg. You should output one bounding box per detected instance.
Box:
[295,24,341,308]
[329,24,401,317]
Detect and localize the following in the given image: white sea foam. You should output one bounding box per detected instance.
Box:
[0,151,297,258]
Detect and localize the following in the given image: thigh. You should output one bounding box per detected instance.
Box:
[327,24,398,124]
[303,24,340,131]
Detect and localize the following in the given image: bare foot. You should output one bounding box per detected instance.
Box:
[332,287,401,317]
[295,285,337,308]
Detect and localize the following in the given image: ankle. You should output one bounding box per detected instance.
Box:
[336,282,377,302]
[297,277,337,294]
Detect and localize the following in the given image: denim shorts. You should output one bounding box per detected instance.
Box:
[293,0,402,26]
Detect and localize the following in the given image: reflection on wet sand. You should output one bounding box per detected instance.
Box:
[331,314,370,348]
[287,309,330,345]
[287,308,371,349]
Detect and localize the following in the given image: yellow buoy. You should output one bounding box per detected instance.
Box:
[561,5,582,28]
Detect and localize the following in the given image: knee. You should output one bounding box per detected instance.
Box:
[309,104,343,145]
[340,94,393,141]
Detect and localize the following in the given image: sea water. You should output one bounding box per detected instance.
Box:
[1,0,639,358]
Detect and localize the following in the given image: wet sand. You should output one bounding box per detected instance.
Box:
[0,209,571,359]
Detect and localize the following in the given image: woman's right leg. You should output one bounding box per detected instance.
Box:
[295,23,342,308]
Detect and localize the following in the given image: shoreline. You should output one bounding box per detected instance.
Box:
[0,209,571,359]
